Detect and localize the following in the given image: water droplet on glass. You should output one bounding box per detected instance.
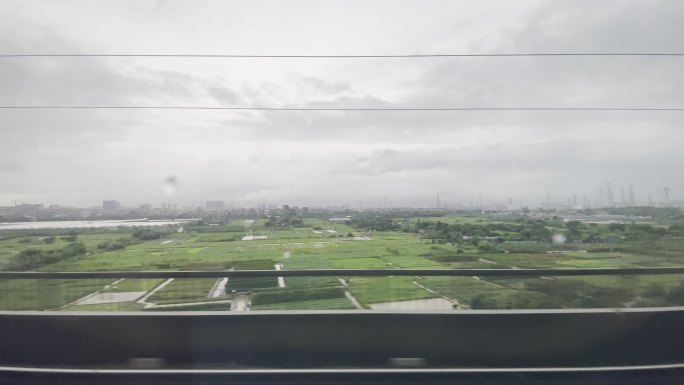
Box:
[552,233,567,244]
[162,176,177,195]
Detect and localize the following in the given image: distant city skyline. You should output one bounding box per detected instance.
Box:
[1,182,680,212]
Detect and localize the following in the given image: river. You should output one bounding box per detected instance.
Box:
[0,219,190,230]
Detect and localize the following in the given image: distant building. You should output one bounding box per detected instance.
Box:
[206,200,226,211]
[102,200,120,213]
[0,203,44,217]
[282,205,291,215]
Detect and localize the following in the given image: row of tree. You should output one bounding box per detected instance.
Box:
[353,215,682,245]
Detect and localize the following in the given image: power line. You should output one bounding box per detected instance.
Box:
[0,106,682,111]
[1,53,684,59]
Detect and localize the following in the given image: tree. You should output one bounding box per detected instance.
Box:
[60,231,78,242]
[565,220,582,240]
[132,229,164,240]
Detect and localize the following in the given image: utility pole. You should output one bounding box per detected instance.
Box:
[664,187,671,207]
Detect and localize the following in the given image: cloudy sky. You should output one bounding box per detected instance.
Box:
[1,0,683,208]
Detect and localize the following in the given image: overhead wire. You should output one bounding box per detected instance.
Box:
[1,52,681,112]
[0,53,683,59]
[0,106,682,111]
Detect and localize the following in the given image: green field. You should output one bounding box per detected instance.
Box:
[1,213,684,311]
[347,277,437,306]
[0,278,114,310]
[252,298,356,310]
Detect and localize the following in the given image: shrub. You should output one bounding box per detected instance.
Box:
[105,241,127,251]
[5,241,86,271]
[132,229,165,240]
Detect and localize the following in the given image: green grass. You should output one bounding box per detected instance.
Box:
[228,277,277,290]
[103,278,164,293]
[145,302,232,311]
[556,259,623,268]
[382,255,445,269]
[348,277,436,306]
[420,276,512,303]
[285,277,345,288]
[147,278,222,305]
[328,257,390,269]
[63,302,146,311]
[252,298,356,310]
[0,233,128,270]
[251,287,346,305]
[0,278,113,310]
[230,259,275,270]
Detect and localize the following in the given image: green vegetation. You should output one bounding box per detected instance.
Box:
[252,298,355,310]
[144,302,231,311]
[146,278,219,305]
[252,287,346,306]
[6,241,86,271]
[0,278,113,310]
[348,277,436,306]
[103,278,164,293]
[132,228,168,240]
[63,302,146,311]
[0,211,683,311]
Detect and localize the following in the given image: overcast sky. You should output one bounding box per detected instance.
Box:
[1,0,683,208]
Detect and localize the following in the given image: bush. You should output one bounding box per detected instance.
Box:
[132,229,164,240]
[105,241,127,251]
[60,241,86,257]
[60,231,78,242]
[5,242,87,271]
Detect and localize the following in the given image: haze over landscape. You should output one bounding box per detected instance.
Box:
[6,4,684,382]
[1,0,683,208]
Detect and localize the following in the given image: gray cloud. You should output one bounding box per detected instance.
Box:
[0,1,682,207]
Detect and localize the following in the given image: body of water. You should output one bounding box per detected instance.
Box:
[0,219,190,231]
